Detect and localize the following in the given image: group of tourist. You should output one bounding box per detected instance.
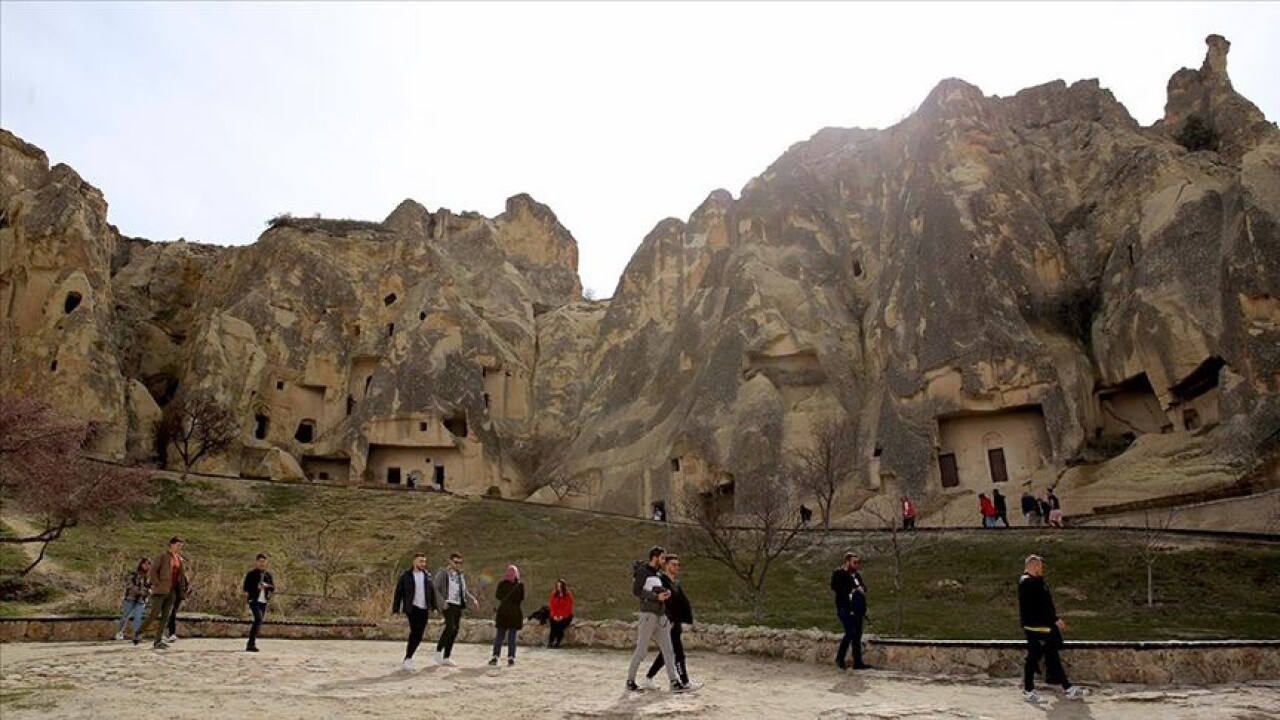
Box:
[1021,487,1064,527]
[110,535,1084,705]
[112,536,273,652]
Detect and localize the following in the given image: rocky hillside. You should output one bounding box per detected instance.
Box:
[2,36,1277,522]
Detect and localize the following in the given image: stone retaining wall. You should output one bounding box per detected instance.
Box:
[2,615,1276,685]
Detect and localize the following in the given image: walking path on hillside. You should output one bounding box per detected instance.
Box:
[2,639,1277,719]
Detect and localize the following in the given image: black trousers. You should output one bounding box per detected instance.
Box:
[1024,628,1070,692]
[167,593,183,636]
[436,604,462,657]
[903,516,915,530]
[548,615,573,647]
[837,608,864,666]
[646,621,688,683]
[247,601,267,647]
[997,511,1010,527]
[404,607,429,659]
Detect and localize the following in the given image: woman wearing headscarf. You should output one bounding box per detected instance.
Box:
[547,578,574,648]
[489,565,526,666]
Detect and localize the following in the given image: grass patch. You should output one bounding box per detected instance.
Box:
[3,477,1278,640]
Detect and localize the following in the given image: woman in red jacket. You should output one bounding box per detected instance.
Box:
[547,578,574,648]
[979,493,997,529]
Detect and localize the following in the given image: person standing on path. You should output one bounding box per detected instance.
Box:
[392,553,437,671]
[643,554,700,690]
[901,496,917,530]
[830,551,871,670]
[992,489,1010,528]
[114,558,152,641]
[136,536,189,649]
[1019,554,1085,703]
[1047,488,1064,528]
[626,546,687,693]
[547,579,574,648]
[433,552,477,666]
[241,553,275,653]
[489,565,526,666]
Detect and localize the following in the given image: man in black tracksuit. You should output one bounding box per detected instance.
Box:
[1018,555,1083,703]
[644,554,698,688]
[391,552,437,671]
[831,551,870,670]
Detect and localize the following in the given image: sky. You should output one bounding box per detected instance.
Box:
[2,3,1277,297]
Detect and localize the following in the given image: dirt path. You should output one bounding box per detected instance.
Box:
[0,514,65,576]
[2,639,1277,719]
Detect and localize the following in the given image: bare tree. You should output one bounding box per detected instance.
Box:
[158,390,238,479]
[0,396,150,575]
[292,516,356,599]
[677,471,807,619]
[860,499,941,635]
[789,415,859,532]
[1138,507,1178,608]
[512,430,588,502]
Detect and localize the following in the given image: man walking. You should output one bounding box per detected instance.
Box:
[432,552,476,666]
[626,546,688,693]
[993,489,1010,528]
[1019,555,1085,703]
[642,554,701,690]
[136,536,189,650]
[831,551,871,670]
[241,553,275,652]
[392,552,436,670]
[901,495,917,530]
[1021,488,1040,526]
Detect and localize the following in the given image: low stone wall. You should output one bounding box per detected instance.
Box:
[2,615,1276,685]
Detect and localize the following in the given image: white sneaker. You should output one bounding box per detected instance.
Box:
[441,657,457,667]
[683,679,704,692]
[164,634,178,643]
[401,658,416,672]
[434,651,446,666]
[1023,690,1044,704]
[114,632,125,641]
[1064,686,1086,700]
[640,677,657,690]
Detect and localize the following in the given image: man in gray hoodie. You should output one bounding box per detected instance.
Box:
[626,546,688,693]
[432,552,477,666]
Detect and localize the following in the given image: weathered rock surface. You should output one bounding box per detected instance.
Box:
[1,36,1277,520]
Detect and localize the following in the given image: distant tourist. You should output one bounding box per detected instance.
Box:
[392,552,437,671]
[241,553,275,653]
[901,495,917,530]
[1018,554,1085,703]
[1020,488,1041,526]
[1047,488,1064,528]
[136,536,189,649]
[1039,493,1054,528]
[651,503,666,522]
[799,504,813,526]
[830,551,870,670]
[547,578,574,648]
[433,552,477,666]
[642,554,700,690]
[992,489,1010,528]
[626,546,688,693]
[114,558,152,641]
[489,565,526,666]
[979,493,998,529]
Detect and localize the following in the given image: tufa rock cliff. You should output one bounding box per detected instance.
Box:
[2,36,1277,521]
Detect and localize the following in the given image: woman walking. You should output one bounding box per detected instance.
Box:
[114,558,152,640]
[547,578,574,648]
[489,565,525,666]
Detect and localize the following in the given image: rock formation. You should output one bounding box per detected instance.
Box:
[2,36,1277,521]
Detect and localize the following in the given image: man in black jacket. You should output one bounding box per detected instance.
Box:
[643,554,701,690]
[1018,555,1084,703]
[993,489,1010,528]
[831,551,870,670]
[242,553,275,652]
[391,552,437,671]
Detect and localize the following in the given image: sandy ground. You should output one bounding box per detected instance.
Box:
[1,639,1278,719]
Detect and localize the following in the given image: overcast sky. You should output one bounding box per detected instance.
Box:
[2,3,1277,297]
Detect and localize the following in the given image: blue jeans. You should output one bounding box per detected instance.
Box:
[836,608,864,666]
[247,601,267,647]
[117,598,146,634]
[492,627,518,658]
